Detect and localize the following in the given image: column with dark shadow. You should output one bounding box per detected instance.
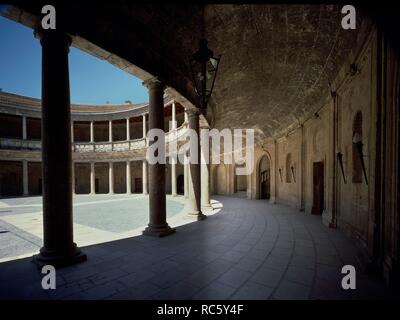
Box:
[142,78,175,237]
[187,108,206,220]
[33,29,86,267]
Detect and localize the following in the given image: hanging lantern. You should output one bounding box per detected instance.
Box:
[189,39,221,110]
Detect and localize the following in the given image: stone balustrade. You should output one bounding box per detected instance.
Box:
[0,124,188,154]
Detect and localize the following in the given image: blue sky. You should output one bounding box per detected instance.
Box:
[0,15,148,104]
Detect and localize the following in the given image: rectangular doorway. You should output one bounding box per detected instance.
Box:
[312,161,324,215]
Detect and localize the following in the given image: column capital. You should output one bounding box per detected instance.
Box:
[34,28,72,50]
[143,77,164,91]
[185,107,200,118]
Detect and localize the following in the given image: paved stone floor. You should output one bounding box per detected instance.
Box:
[0,196,389,300]
[0,194,186,261]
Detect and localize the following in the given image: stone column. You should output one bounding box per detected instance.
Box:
[171,161,177,196]
[126,161,131,194]
[71,121,74,143]
[90,121,94,143]
[200,128,211,208]
[33,29,86,267]
[142,77,175,237]
[142,159,148,194]
[186,108,206,220]
[109,120,113,142]
[172,102,176,130]
[184,109,189,123]
[126,118,131,140]
[142,114,146,139]
[109,162,114,194]
[171,102,177,196]
[22,160,28,196]
[72,162,75,195]
[90,162,95,194]
[184,152,189,198]
[184,108,189,198]
[22,116,27,140]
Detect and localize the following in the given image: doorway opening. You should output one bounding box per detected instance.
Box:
[312,161,324,215]
[259,155,271,199]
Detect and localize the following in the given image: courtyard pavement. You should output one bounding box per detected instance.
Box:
[0,196,389,300]
[0,194,188,262]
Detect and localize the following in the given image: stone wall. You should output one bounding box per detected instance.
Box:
[210,29,380,269]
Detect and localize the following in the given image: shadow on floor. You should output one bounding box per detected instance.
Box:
[0,196,391,300]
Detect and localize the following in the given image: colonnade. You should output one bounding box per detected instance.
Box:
[73,114,148,143]
[32,28,211,266]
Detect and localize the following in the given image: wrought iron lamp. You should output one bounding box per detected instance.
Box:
[189,39,221,110]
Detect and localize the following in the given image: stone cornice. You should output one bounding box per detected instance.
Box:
[0,91,177,121]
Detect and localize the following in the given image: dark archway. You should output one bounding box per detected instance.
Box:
[259,155,271,199]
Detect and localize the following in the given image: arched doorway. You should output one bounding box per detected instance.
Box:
[259,155,271,199]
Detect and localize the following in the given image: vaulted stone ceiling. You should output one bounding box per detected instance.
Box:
[205,5,372,139]
[8,3,372,141]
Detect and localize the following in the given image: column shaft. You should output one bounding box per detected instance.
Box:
[184,109,189,123]
[142,159,148,194]
[201,141,211,208]
[126,161,131,194]
[142,114,146,139]
[172,102,176,130]
[22,116,27,140]
[187,109,206,220]
[90,121,94,143]
[126,118,130,140]
[184,152,188,198]
[109,162,114,194]
[72,162,75,195]
[109,120,113,142]
[171,102,177,196]
[171,162,177,196]
[90,162,95,194]
[22,160,28,196]
[142,78,175,237]
[33,29,85,267]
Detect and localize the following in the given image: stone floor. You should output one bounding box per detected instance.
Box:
[0,194,187,261]
[0,196,388,300]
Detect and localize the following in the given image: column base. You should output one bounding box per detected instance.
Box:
[188,211,207,221]
[142,224,176,237]
[32,243,87,269]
